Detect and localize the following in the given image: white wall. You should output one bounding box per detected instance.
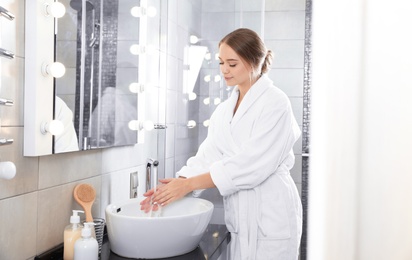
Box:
[308,1,412,259]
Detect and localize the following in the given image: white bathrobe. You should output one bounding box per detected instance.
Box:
[177,75,302,260]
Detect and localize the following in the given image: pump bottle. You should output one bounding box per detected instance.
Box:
[74,222,98,260]
[63,210,84,260]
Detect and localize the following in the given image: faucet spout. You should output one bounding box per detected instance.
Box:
[130,171,138,198]
[146,159,159,192]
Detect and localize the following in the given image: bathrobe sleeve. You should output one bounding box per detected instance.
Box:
[210,95,301,197]
[176,106,223,179]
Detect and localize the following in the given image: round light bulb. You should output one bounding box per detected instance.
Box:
[204,75,211,82]
[41,120,64,135]
[188,92,197,101]
[203,97,210,105]
[190,35,199,44]
[204,52,211,61]
[46,62,66,78]
[128,120,154,131]
[129,82,143,93]
[48,120,64,135]
[203,120,210,127]
[128,120,139,131]
[46,2,66,18]
[214,75,221,82]
[130,44,143,55]
[130,6,143,17]
[215,53,220,60]
[214,97,221,105]
[187,120,196,128]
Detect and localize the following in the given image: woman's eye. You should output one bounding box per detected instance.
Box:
[229,64,236,67]
[219,62,223,65]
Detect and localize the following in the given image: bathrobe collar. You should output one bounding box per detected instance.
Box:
[229,74,273,127]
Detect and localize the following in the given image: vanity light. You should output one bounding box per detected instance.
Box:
[203,97,210,105]
[215,53,220,60]
[188,92,197,101]
[129,82,144,93]
[187,120,197,129]
[130,44,144,55]
[190,35,200,44]
[44,1,66,18]
[40,120,64,135]
[128,120,155,131]
[203,75,211,82]
[130,6,157,18]
[204,52,211,61]
[214,97,221,105]
[203,120,210,127]
[42,62,66,78]
[214,75,221,82]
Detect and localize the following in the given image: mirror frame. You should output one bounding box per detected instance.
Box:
[24,0,55,156]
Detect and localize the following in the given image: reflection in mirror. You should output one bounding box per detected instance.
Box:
[54,0,140,153]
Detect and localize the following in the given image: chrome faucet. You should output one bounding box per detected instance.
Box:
[130,171,138,198]
[146,159,159,192]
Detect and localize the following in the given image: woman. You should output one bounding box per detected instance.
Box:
[142,28,302,260]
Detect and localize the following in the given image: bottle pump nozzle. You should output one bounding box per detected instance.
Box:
[82,222,96,238]
[70,210,84,224]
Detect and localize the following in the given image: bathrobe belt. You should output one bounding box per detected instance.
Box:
[237,166,290,259]
[238,188,266,260]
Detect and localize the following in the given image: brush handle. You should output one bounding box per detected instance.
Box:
[84,203,94,222]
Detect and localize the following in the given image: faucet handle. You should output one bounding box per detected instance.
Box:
[130,171,138,198]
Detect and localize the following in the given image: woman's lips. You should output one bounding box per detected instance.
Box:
[224,76,233,81]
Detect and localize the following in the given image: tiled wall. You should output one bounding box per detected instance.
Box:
[0,0,306,259]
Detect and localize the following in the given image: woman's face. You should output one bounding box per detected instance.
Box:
[219,43,252,88]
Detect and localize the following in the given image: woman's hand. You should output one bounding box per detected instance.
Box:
[151,178,192,207]
[140,186,162,213]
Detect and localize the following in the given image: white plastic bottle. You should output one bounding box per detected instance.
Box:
[63,210,84,260]
[74,223,98,260]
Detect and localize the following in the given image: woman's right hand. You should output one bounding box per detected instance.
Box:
[140,188,161,213]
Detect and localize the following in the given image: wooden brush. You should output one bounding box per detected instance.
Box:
[73,183,96,222]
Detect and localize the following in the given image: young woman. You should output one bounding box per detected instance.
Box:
[142,28,302,260]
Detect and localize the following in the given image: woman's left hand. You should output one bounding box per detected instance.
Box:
[152,178,191,207]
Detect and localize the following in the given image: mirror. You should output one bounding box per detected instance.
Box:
[54,0,140,153]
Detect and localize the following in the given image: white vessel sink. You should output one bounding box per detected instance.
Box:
[105,197,214,259]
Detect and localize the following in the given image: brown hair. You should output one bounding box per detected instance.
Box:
[219,28,273,75]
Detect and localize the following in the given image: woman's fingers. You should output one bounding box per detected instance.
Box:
[152,178,190,206]
[143,188,154,197]
[159,178,172,184]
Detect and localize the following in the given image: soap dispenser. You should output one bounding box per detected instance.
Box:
[63,210,84,260]
[74,222,98,260]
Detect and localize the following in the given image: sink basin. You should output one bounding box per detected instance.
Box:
[105,197,214,259]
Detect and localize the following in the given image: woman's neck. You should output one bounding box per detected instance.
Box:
[237,74,260,97]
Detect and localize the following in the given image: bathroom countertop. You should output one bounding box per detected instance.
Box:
[35,224,230,260]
